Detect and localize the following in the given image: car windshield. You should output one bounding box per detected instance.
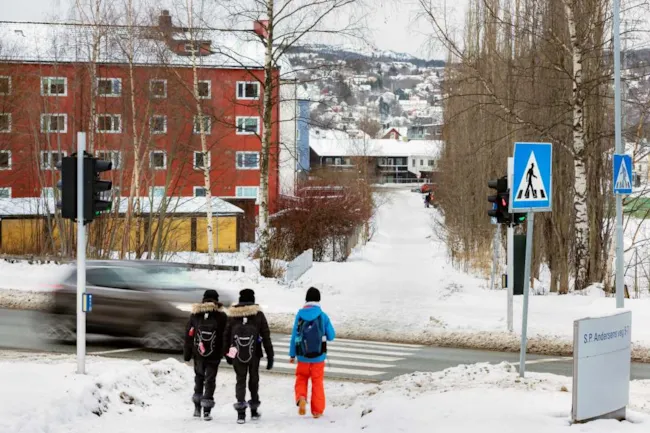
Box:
[136,266,199,290]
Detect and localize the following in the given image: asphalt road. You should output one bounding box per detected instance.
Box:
[3,308,650,382]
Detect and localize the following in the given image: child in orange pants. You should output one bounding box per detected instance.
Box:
[289,287,336,418]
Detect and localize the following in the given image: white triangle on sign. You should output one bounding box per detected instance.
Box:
[615,160,631,190]
[515,152,547,201]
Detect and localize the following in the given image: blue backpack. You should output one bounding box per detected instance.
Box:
[295,314,325,358]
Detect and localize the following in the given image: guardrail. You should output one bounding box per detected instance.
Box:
[0,254,245,273]
[284,249,313,283]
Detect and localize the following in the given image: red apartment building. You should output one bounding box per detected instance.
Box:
[0,11,280,213]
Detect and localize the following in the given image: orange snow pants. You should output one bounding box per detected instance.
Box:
[295,361,326,415]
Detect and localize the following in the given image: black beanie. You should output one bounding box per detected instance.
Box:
[239,288,256,304]
[306,287,321,303]
[203,289,219,303]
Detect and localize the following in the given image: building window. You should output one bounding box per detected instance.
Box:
[193,151,211,170]
[149,186,166,198]
[236,151,260,170]
[150,115,167,134]
[193,115,211,134]
[420,159,424,166]
[0,187,11,198]
[97,78,122,97]
[335,157,342,165]
[428,160,435,167]
[0,76,10,95]
[96,114,122,133]
[197,80,211,99]
[150,79,167,98]
[185,41,200,53]
[193,186,207,197]
[96,150,121,169]
[41,77,67,96]
[412,158,415,166]
[0,151,12,170]
[41,114,67,133]
[41,187,54,199]
[325,157,333,164]
[237,81,260,100]
[40,151,66,170]
[150,150,167,170]
[236,186,259,199]
[0,113,11,133]
[236,116,260,135]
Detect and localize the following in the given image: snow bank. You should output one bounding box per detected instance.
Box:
[1,355,648,432]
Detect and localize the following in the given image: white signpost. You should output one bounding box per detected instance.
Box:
[572,310,631,423]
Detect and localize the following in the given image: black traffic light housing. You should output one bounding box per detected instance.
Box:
[56,156,77,220]
[56,153,113,224]
[487,175,527,226]
[85,157,113,222]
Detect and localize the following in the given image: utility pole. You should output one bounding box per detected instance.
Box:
[614,0,625,309]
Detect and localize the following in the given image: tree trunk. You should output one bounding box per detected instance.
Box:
[564,0,589,290]
[259,0,275,277]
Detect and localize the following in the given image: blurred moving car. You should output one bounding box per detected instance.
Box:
[410,183,435,194]
[42,260,235,351]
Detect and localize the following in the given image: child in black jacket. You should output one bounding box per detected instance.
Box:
[223,288,274,424]
[183,289,227,421]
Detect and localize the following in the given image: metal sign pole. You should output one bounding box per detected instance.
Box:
[613,0,624,309]
[490,227,497,290]
[507,157,514,332]
[519,212,534,377]
[76,132,87,374]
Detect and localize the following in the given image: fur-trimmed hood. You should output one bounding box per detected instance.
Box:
[227,304,261,318]
[191,301,224,315]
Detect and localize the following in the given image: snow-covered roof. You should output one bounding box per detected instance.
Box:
[310,138,443,158]
[0,22,268,70]
[0,196,243,217]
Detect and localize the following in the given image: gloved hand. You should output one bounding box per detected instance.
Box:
[266,357,274,370]
[226,356,233,365]
[289,357,295,364]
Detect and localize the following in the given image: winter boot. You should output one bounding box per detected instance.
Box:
[192,394,201,418]
[249,400,261,420]
[201,399,215,421]
[234,402,247,425]
[297,397,307,416]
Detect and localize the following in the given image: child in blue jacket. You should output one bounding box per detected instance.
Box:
[289,287,335,418]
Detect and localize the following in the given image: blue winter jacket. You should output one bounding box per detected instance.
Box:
[289,303,336,363]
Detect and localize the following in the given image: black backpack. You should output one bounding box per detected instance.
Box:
[194,314,219,358]
[231,316,258,364]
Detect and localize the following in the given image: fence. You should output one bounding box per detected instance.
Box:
[284,249,313,283]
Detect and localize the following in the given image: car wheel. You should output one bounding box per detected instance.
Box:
[140,321,184,352]
[39,313,76,343]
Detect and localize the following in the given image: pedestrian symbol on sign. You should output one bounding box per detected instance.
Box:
[515,153,547,201]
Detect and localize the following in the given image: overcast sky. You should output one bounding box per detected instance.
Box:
[1,0,468,60]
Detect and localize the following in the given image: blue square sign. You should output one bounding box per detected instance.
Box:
[509,142,553,213]
[613,154,632,195]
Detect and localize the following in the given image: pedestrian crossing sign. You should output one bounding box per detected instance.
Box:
[510,142,553,213]
[613,154,632,195]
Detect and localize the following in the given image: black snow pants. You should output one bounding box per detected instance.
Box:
[233,357,261,406]
[193,358,220,408]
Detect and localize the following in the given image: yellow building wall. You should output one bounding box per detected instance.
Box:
[1,215,239,255]
[196,216,238,253]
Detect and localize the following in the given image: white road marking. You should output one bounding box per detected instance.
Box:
[260,360,385,377]
[273,341,412,357]
[275,336,422,349]
[89,348,140,355]
[522,357,571,365]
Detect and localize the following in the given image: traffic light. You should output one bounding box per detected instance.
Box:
[488,175,527,226]
[84,157,112,222]
[56,156,77,220]
[488,176,509,224]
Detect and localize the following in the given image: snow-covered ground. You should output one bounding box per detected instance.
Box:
[4,190,650,358]
[1,354,649,432]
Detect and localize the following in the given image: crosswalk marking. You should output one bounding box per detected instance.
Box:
[260,360,386,377]
[265,336,422,379]
[332,337,422,349]
[273,341,413,357]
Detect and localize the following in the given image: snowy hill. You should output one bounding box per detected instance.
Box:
[286,43,444,68]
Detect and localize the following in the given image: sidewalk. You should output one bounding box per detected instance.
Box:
[1,354,648,432]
